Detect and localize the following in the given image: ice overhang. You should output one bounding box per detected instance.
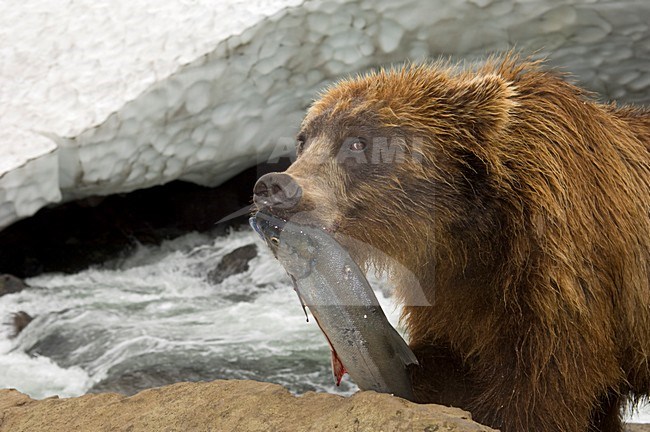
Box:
[1,0,648,229]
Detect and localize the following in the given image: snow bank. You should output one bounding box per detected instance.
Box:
[1,0,649,228]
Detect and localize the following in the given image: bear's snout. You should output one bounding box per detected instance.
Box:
[253,172,303,212]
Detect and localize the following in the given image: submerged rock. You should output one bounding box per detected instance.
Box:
[0,275,29,297]
[207,244,258,285]
[8,311,33,338]
[0,380,496,432]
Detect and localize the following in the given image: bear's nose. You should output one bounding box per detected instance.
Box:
[253,172,302,210]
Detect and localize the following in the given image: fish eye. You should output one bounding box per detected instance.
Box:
[270,237,280,246]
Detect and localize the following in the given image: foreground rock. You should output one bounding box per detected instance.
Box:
[0,380,647,431]
[0,380,495,431]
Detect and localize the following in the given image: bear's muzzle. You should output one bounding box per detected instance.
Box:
[253,172,303,212]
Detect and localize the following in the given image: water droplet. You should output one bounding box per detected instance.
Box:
[363,314,367,319]
[342,265,352,280]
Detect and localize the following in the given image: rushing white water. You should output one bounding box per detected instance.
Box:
[0,229,402,399]
[0,229,648,423]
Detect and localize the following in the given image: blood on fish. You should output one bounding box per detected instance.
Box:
[331,350,347,385]
[309,311,349,385]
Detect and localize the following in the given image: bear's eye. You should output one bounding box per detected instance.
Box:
[296,134,306,155]
[348,137,367,152]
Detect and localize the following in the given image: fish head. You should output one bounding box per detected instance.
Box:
[250,212,320,280]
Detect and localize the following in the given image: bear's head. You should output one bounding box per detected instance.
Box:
[254,62,518,297]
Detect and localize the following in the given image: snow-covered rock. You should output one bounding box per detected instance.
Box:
[1,0,649,229]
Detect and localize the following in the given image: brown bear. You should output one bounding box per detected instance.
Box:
[253,54,650,432]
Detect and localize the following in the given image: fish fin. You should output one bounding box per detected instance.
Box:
[390,329,419,366]
[290,276,309,322]
[330,350,347,385]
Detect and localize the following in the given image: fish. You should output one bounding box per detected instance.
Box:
[250,212,419,401]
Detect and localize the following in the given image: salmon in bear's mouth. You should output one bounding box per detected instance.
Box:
[250,211,418,400]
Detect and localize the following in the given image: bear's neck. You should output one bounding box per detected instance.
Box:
[397,207,536,353]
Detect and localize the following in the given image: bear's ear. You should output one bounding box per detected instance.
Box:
[448,73,516,143]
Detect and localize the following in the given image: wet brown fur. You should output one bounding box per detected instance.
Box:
[278,54,650,432]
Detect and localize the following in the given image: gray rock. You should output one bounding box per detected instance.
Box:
[8,311,33,338]
[207,244,258,285]
[0,274,29,297]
